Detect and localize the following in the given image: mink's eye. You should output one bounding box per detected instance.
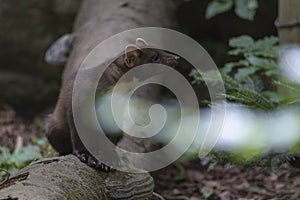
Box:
[151,55,161,63]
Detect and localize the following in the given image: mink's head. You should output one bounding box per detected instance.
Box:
[124,38,180,68]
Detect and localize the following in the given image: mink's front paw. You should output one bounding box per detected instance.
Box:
[73,150,113,172]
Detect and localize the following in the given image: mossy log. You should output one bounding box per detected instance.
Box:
[0,155,153,200]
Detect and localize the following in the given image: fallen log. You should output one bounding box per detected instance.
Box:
[0,155,153,200]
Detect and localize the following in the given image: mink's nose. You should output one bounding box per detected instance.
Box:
[166,56,180,67]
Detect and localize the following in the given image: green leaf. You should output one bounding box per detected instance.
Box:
[7,167,18,176]
[264,70,278,77]
[246,0,258,10]
[194,34,281,110]
[252,49,278,58]
[284,98,300,106]
[201,189,214,198]
[251,37,279,58]
[0,144,43,181]
[261,91,284,103]
[228,48,245,56]
[222,63,235,74]
[221,60,249,74]
[173,162,186,181]
[0,147,11,163]
[246,55,278,69]
[234,67,258,81]
[12,146,42,168]
[206,0,233,19]
[255,36,278,48]
[229,35,254,48]
[234,0,258,20]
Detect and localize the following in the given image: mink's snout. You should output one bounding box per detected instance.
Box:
[165,55,180,67]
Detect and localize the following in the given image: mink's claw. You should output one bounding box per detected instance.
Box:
[87,156,97,168]
[73,150,113,172]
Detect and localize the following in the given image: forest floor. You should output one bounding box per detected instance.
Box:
[0,106,300,200]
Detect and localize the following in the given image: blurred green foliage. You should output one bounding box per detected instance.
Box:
[222,35,279,81]
[0,138,53,182]
[206,0,258,20]
[191,35,284,109]
[190,34,300,169]
[0,145,42,182]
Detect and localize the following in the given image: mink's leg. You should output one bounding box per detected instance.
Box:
[46,115,72,155]
[67,109,113,172]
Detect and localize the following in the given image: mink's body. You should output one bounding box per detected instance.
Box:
[46,39,179,171]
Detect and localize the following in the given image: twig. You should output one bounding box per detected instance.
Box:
[164,195,190,200]
[13,135,23,153]
[0,168,10,185]
[153,192,166,200]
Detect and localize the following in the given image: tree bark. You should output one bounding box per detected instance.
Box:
[63,0,177,81]
[0,155,153,200]
[61,0,178,162]
[277,0,300,167]
[278,0,300,44]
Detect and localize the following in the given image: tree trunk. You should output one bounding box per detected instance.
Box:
[62,0,177,162]
[277,0,300,167]
[63,0,177,81]
[0,155,154,200]
[278,0,300,44]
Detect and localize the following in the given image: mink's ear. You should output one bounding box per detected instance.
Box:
[124,45,143,68]
[136,38,148,47]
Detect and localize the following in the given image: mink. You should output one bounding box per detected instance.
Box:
[46,38,179,172]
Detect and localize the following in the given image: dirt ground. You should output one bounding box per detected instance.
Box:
[0,106,300,200]
[0,106,44,150]
[153,160,300,200]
